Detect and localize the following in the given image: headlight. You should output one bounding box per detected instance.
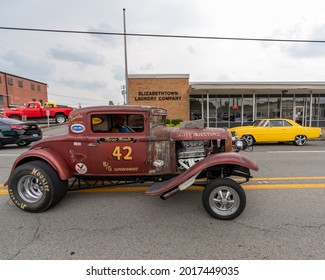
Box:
[234,140,244,151]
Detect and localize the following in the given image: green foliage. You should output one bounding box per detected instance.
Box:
[171,119,183,126]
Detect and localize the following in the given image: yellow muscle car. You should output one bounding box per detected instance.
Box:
[230,119,321,146]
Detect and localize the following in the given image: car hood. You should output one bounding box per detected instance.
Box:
[230,126,256,131]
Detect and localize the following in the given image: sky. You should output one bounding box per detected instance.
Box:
[1,0,325,107]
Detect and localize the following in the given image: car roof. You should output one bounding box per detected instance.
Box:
[70,105,165,116]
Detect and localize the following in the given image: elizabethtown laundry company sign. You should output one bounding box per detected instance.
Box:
[134,91,182,101]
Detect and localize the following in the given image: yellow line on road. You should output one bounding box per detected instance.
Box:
[1,183,325,195]
[250,176,325,181]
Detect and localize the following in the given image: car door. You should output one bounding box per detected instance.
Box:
[267,120,287,142]
[81,112,149,177]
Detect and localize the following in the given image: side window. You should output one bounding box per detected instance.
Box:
[269,120,282,127]
[91,114,144,133]
[283,120,292,127]
[91,114,112,132]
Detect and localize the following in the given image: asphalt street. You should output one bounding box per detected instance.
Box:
[0,124,325,260]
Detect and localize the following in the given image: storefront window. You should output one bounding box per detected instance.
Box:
[208,95,217,127]
[216,95,229,127]
[281,95,293,119]
[256,95,268,119]
[320,96,325,120]
[269,95,281,118]
[243,95,253,123]
[229,97,242,123]
[190,95,203,120]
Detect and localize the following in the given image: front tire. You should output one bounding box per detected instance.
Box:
[9,114,22,121]
[202,178,246,220]
[293,135,307,146]
[8,160,68,212]
[242,135,254,146]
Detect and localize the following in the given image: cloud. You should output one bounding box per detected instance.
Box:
[87,23,122,47]
[282,24,325,58]
[1,50,54,81]
[48,46,106,66]
[111,65,125,81]
[59,77,107,90]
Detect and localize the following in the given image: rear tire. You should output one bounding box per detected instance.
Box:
[55,114,66,124]
[202,178,246,220]
[8,160,68,212]
[17,141,31,147]
[293,135,307,146]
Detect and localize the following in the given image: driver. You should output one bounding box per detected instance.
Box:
[111,115,134,133]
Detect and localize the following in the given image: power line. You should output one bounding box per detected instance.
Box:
[1,26,325,44]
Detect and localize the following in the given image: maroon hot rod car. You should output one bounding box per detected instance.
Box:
[5,105,258,220]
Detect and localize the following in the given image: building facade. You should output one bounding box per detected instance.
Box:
[0,71,48,108]
[128,74,190,122]
[128,74,325,128]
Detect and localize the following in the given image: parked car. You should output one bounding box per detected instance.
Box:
[0,118,42,149]
[4,101,73,123]
[230,119,322,146]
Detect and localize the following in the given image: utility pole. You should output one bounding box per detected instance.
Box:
[123,8,128,104]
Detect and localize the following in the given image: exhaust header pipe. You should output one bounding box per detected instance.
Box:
[160,187,180,200]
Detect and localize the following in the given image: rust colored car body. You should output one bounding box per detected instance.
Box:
[6,105,258,220]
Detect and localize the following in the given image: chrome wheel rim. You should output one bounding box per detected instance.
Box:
[209,186,240,216]
[17,175,44,203]
[56,116,65,123]
[295,135,307,145]
[243,135,254,146]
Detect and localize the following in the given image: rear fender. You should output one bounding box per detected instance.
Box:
[5,148,72,185]
[145,152,258,196]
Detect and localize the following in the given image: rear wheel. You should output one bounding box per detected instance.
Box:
[8,160,68,212]
[293,135,307,146]
[202,178,246,220]
[55,114,66,123]
[242,135,254,146]
[17,140,31,147]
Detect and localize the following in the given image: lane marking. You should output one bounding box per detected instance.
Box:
[266,150,325,153]
[1,183,325,195]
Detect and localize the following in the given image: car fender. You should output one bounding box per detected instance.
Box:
[5,148,72,185]
[146,152,259,196]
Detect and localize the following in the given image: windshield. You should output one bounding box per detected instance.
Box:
[150,115,166,128]
[251,120,267,127]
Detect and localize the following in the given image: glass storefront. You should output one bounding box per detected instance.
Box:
[190,93,325,128]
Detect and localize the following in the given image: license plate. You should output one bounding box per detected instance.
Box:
[33,134,39,137]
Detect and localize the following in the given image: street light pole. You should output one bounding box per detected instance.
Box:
[123,8,128,104]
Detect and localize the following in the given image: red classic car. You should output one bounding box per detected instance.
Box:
[5,105,258,220]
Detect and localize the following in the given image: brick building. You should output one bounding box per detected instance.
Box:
[0,71,48,108]
[128,74,190,122]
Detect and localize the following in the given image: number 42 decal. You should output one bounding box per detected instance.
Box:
[112,146,132,160]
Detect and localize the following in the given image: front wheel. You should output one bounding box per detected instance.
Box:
[202,178,246,220]
[9,114,22,121]
[293,135,307,146]
[8,160,68,212]
[242,135,254,146]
